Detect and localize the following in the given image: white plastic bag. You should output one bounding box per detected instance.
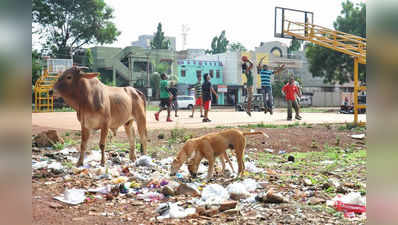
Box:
[156,203,196,220]
[241,178,259,192]
[226,182,250,200]
[136,155,155,167]
[201,184,229,205]
[54,189,86,205]
[327,192,366,206]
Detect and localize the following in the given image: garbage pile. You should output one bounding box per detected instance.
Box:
[32,142,366,224]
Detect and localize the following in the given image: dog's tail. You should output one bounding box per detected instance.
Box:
[242,131,269,138]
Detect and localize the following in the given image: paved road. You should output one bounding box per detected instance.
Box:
[32,109,366,131]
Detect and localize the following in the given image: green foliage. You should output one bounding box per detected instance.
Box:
[151,23,170,49]
[32,0,121,58]
[32,50,42,85]
[305,0,366,84]
[206,30,229,54]
[86,48,94,71]
[150,72,161,99]
[287,38,303,54]
[228,41,247,52]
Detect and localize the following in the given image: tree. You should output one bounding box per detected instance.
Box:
[86,48,94,71]
[32,50,42,85]
[206,30,229,54]
[32,0,121,58]
[228,42,247,52]
[151,23,170,49]
[287,38,303,54]
[305,0,366,84]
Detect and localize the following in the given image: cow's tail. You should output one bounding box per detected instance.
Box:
[135,89,148,137]
[136,89,147,112]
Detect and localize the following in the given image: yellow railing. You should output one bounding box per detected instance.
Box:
[283,20,367,125]
[34,69,61,112]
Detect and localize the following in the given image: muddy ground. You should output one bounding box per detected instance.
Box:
[32,123,367,225]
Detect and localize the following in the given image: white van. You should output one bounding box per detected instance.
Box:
[176,96,195,109]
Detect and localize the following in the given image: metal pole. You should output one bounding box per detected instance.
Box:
[281,9,285,38]
[354,57,359,125]
[112,66,116,86]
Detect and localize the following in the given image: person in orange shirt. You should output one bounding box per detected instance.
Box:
[282,76,302,121]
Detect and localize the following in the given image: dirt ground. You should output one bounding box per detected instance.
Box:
[32,123,366,225]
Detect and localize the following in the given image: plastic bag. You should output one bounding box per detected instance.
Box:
[136,155,155,167]
[226,182,250,200]
[54,189,86,205]
[156,203,196,220]
[327,192,366,216]
[241,178,258,192]
[136,192,164,202]
[201,184,229,205]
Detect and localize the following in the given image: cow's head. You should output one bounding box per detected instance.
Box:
[52,67,99,99]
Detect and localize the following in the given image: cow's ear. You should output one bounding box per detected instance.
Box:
[81,72,99,79]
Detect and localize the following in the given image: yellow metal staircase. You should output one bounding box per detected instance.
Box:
[282,19,367,125]
[34,69,61,112]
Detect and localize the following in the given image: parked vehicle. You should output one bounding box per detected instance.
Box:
[235,94,265,112]
[176,95,195,109]
[298,95,312,107]
[339,95,366,114]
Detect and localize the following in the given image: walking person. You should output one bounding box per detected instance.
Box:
[154,73,173,122]
[190,74,203,118]
[202,73,218,122]
[241,56,254,116]
[282,76,302,121]
[169,81,179,117]
[257,57,285,115]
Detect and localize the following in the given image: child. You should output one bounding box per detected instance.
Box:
[257,57,285,115]
[190,74,203,118]
[202,73,218,122]
[169,81,178,117]
[154,73,173,122]
[241,56,253,116]
[282,76,302,121]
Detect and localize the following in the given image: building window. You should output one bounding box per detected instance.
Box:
[209,70,214,78]
[181,70,186,77]
[216,70,220,78]
[196,70,201,78]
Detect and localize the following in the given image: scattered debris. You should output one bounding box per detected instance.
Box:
[256,190,288,204]
[351,134,365,140]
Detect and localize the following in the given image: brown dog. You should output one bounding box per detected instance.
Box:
[170,129,268,179]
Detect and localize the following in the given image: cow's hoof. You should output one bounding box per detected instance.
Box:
[129,155,136,162]
[76,161,83,167]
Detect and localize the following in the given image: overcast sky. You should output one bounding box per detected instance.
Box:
[102,0,365,51]
[32,0,365,51]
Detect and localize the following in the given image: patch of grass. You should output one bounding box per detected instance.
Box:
[238,122,301,129]
[54,107,75,112]
[338,122,367,132]
[62,161,74,169]
[168,127,189,144]
[147,105,160,111]
[52,142,64,150]
[300,107,331,113]
[215,125,233,129]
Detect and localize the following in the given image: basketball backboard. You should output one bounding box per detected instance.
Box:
[274,7,314,39]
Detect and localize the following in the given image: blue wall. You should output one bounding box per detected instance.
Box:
[177,60,223,85]
[177,60,224,104]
